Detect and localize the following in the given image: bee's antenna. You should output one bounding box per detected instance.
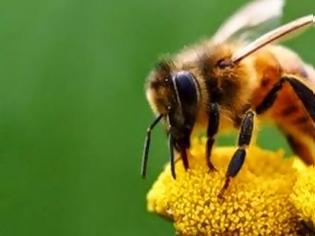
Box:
[141,114,163,178]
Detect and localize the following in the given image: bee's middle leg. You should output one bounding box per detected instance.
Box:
[218,110,255,198]
[206,103,220,171]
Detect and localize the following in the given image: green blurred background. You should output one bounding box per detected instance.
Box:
[0,0,314,235]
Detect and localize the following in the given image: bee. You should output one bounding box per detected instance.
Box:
[141,0,315,194]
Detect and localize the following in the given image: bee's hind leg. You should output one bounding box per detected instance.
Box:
[218,110,255,199]
[285,134,314,165]
[283,76,315,122]
[206,103,220,171]
[255,75,315,122]
[254,75,315,165]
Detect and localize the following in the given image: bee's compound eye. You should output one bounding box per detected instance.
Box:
[173,71,198,106]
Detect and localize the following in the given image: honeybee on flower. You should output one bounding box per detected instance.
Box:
[141,0,315,195]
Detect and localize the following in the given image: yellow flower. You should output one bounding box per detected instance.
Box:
[291,162,315,231]
[147,139,307,235]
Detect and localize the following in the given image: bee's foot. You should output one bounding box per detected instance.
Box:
[217,191,225,201]
[207,162,217,172]
[217,177,231,199]
[182,160,189,171]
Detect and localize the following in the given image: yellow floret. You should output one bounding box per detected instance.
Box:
[291,161,315,231]
[147,139,302,235]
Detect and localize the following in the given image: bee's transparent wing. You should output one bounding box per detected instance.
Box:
[212,0,285,44]
[232,14,314,63]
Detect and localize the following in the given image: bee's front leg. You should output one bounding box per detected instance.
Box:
[168,133,176,179]
[168,132,190,179]
[206,103,220,171]
[218,110,255,198]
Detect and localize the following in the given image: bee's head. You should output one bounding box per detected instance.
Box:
[146,61,199,131]
[142,61,200,178]
[146,61,174,116]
